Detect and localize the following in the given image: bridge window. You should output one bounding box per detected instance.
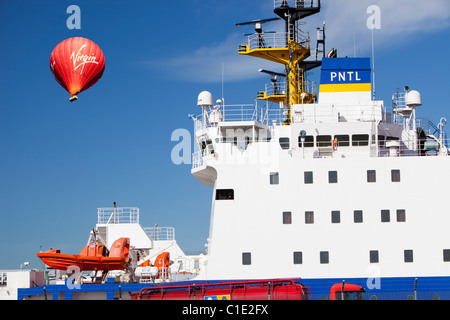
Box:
[334,135,350,147]
[352,134,369,146]
[317,135,332,147]
[298,135,314,148]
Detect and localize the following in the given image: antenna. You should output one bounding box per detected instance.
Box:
[222,63,225,105]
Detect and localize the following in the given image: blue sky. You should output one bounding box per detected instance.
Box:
[0,0,449,270]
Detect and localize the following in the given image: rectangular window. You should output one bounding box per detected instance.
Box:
[391,169,401,182]
[352,134,369,146]
[298,135,314,148]
[378,135,385,148]
[270,172,279,185]
[279,137,290,150]
[242,252,251,265]
[304,171,313,184]
[329,171,338,183]
[317,135,332,147]
[443,250,450,262]
[305,211,314,224]
[397,209,406,222]
[283,211,292,224]
[334,135,350,147]
[370,250,379,263]
[320,251,329,264]
[367,170,376,183]
[216,189,234,200]
[404,250,413,263]
[331,210,340,223]
[381,209,390,222]
[293,252,303,264]
[0,273,6,286]
[354,210,363,223]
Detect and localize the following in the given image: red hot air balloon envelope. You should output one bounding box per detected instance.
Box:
[50,37,105,102]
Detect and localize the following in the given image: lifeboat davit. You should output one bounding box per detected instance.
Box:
[37,237,130,271]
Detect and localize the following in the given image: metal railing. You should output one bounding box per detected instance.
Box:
[194,104,273,133]
[97,207,139,224]
[245,31,310,51]
[143,227,175,241]
[274,0,320,9]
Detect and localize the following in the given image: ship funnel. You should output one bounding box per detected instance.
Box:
[198,91,213,107]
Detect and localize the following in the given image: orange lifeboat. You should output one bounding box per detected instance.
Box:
[37,238,130,271]
[153,252,170,277]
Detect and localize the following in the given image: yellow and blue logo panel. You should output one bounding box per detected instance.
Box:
[319,58,371,93]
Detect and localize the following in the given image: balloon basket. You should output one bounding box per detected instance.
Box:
[69,95,78,102]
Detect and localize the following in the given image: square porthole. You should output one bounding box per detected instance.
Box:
[242,252,251,265]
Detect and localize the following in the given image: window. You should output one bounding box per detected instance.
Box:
[293,252,303,264]
[334,135,350,147]
[216,189,234,200]
[242,252,251,265]
[283,211,292,224]
[304,171,313,184]
[378,135,385,148]
[397,209,406,222]
[370,250,379,263]
[298,135,314,148]
[391,169,401,182]
[279,137,290,150]
[381,210,390,222]
[352,134,369,146]
[329,171,338,183]
[270,172,279,185]
[320,251,329,264]
[443,250,450,262]
[0,273,6,287]
[404,250,413,263]
[354,210,363,223]
[367,170,376,183]
[305,211,314,224]
[317,135,332,147]
[331,211,340,223]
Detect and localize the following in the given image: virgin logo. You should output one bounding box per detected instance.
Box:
[70,44,99,74]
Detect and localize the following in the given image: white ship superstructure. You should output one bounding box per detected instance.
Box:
[190,0,450,298]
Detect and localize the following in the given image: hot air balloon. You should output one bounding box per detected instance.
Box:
[50,37,105,102]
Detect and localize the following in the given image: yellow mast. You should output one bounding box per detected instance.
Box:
[237,0,322,125]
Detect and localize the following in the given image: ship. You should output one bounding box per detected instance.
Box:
[11,0,450,301]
